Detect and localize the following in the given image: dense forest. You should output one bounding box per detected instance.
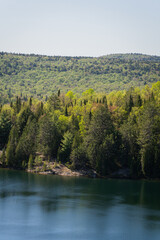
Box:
[1,82,160,178]
[1,52,160,104]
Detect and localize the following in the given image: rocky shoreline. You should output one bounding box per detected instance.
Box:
[0,154,131,179]
[0,151,132,179]
[27,161,97,178]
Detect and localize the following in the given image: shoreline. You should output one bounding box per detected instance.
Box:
[0,160,97,178]
[27,162,97,178]
[1,160,159,181]
[1,166,160,181]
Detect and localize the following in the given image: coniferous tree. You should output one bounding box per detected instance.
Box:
[89,110,92,122]
[37,115,60,158]
[65,105,68,116]
[29,97,32,107]
[120,114,141,177]
[58,131,73,163]
[138,102,160,177]
[6,125,19,167]
[0,109,12,148]
[58,89,61,97]
[15,96,21,113]
[85,105,118,175]
[128,94,134,112]
[137,95,142,107]
[28,154,34,170]
[15,118,38,168]
[41,101,43,110]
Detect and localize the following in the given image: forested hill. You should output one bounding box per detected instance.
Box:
[102,53,160,61]
[0,52,160,103]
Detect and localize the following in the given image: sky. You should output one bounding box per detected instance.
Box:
[0,0,160,57]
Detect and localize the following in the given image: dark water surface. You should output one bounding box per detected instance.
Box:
[0,169,160,240]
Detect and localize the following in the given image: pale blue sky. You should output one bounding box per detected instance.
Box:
[0,0,160,56]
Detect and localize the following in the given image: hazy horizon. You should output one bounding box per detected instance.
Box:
[1,51,160,58]
[0,0,160,57]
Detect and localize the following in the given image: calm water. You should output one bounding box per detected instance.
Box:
[0,169,160,240]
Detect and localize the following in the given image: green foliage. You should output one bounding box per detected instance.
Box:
[0,108,12,148]
[1,52,160,104]
[58,131,73,163]
[42,161,47,171]
[70,144,88,170]
[66,91,74,100]
[37,115,60,157]
[1,81,160,178]
[6,124,19,167]
[85,105,117,175]
[15,118,38,167]
[16,106,32,135]
[34,156,42,166]
[120,113,141,177]
[28,154,34,170]
[47,94,61,111]
[138,102,160,177]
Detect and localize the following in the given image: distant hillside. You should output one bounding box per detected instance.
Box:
[102,53,160,61]
[0,52,160,103]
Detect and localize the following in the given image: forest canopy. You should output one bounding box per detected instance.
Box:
[1,82,160,178]
[0,52,160,104]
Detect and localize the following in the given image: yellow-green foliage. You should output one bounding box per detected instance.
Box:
[1,52,160,104]
[1,82,160,178]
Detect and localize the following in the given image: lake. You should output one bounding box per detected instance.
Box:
[0,169,160,240]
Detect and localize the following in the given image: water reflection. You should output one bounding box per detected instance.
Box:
[1,170,160,212]
[0,169,160,240]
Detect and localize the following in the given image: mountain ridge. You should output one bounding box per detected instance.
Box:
[1,51,160,59]
[0,52,160,103]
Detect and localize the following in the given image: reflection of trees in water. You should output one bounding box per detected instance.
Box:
[38,177,160,213]
[36,176,119,212]
[0,190,37,198]
[1,169,160,213]
[115,179,160,211]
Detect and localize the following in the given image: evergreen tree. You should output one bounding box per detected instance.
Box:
[16,106,32,136]
[37,115,60,157]
[65,105,68,116]
[29,97,32,107]
[58,89,61,97]
[70,144,88,170]
[58,131,73,163]
[138,102,160,177]
[15,118,38,168]
[6,125,19,167]
[89,110,92,122]
[15,96,21,113]
[137,95,142,107]
[85,105,118,175]
[48,93,61,111]
[128,94,134,112]
[120,114,141,177]
[28,154,34,170]
[0,109,12,148]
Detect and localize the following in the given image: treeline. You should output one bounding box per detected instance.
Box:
[1,82,160,178]
[1,52,160,104]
